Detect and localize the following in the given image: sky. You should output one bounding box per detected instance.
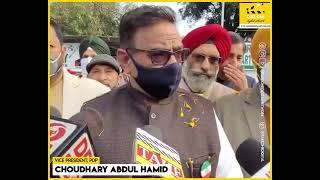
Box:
[131,2,207,36]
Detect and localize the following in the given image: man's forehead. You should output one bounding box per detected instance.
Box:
[84,47,96,54]
[162,31,181,40]
[192,44,219,55]
[231,43,244,51]
[50,26,59,43]
[134,22,182,49]
[161,32,182,45]
[232,43,244,48]
[93,64,115,70]
[148,33,182,49]
[146,30,181,39]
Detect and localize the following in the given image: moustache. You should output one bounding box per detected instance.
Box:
[189,69,216,78]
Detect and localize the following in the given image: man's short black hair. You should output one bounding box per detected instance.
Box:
[119,5,176,48]
[50,19,63,45]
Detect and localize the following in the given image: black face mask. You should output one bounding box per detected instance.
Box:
[131,59,182,100]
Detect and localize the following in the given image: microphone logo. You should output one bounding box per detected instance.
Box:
[50,123,67,149]
[50,120,77,154]
[50,123,67,141]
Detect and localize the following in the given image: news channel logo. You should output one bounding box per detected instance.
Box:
[239,2,271,29]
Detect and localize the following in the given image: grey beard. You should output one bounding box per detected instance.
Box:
[182,62,218,93]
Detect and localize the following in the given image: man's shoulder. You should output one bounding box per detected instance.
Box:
[216,87,257,110]
[82,85,128,108]
[199,81,236,103]
[213,89,248,124]
[245,75,257,87]
[79,77,110,91]
[214,89,244,107]
[210,81,236,94]
[246,75,255,81]
[64,69,109,92]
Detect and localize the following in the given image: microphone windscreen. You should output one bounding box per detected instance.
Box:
[236,138,270,175]
[50,106,61,118]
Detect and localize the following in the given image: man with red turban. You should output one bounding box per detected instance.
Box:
[180,24,236,102]
[214,29,270,177]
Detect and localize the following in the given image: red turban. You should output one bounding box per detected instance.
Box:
[182,24,232,64]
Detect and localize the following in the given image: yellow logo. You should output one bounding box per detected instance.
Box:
[239,3,271,29]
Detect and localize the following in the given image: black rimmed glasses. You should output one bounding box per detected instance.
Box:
[126,48,190,66]
[191,53,221,65]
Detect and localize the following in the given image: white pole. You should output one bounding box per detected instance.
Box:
[221,2,225,27]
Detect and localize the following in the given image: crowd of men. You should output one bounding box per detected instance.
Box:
[50,5,270,178]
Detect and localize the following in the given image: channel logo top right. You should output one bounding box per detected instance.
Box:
[239,3,272,29]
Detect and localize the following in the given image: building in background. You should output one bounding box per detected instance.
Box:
[63,35,119,75]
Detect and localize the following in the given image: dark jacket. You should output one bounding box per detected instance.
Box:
[70,78,221,178]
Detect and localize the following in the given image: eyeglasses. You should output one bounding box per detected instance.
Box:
[126,48,190,66]
[191,53,221,65]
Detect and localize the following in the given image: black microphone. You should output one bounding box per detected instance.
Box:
[50,106,61,118]
[142,125,163,140]
[236,138,270,177]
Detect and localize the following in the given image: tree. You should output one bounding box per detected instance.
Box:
[50,2,137,37]
[179,2,253,39]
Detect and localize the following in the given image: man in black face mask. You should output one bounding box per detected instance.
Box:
[50,20,109,119]
[70,6,242,178]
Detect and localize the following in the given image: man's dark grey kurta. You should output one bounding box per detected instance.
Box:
[70,82,221,178]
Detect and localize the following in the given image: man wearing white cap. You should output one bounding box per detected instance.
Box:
[86,54,122,89]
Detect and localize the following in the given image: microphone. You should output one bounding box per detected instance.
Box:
[236,138,270,178]
[50,106,61,118]
[132,125,184,178]
[50,108,96,178]
[50,117,95,157]
[142,125,162,140]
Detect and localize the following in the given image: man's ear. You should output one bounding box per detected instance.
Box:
[59,44,67,65]
[117,48,131,74]
[62,44,67,53]
[116,73,122,85]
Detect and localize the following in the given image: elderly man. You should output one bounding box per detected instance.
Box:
[50,20,109,119]
[70,5,242,178]
[77,35,111,76]
[213,29,270,176]
[217,32,256,91]
[86,54,122,89]
[180,24,236,102]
